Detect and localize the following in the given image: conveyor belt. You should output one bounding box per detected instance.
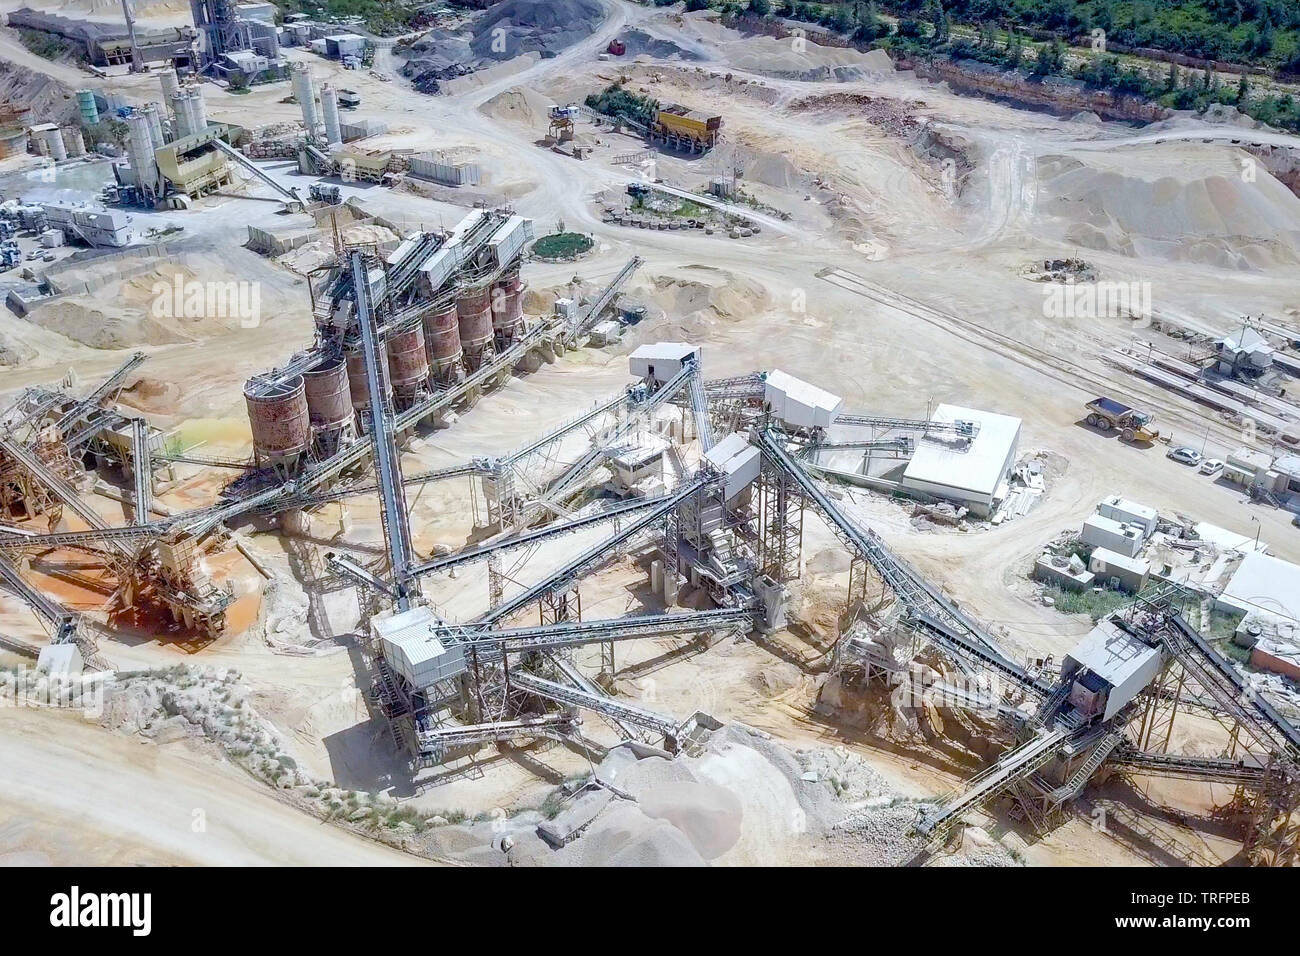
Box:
[0,435,131,561]
[416,714,578,756]
[410,493,678,579]
[542,361,697,504]
[576,256,643,334]
[915,727,1068,836]
[755,428,1043,694]
[479,474,713,626]
[53,352,145,433]
[703,373,764,399]
[835,413,979,438]
[0,524,164,553]
[352,252,416,607]
[453,607,752,654]
[130,418,152,521]
[1165,613,1300,754]
[0,554,78,642]
[509,671,679,740]
[1109,745,1269,784]
[688,367,714,452]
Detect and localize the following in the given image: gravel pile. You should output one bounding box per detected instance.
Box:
[400,0,604,93]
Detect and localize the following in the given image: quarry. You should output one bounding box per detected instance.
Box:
[0,0,1299,873]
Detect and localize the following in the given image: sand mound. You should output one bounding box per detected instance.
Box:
[0,328,37,366]
[745,151,808,190]
[638,270,772,326]
[279,222,400,275]
[1035,151,1300,271]
[723,35,893,81]
[477,85,556,131]
[117,376,182,413]
[29,254,299,348]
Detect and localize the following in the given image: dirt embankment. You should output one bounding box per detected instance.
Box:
[913,58,1168,125]
[0,57,78,126]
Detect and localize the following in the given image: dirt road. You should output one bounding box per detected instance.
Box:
[0,708,426,865]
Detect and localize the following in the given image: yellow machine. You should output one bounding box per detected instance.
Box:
[653,104,722,153]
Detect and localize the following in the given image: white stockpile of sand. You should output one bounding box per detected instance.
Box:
[279,222,400,275]
[1035,150,1300,271]
[27,252,301,349]
[477,85,559,132]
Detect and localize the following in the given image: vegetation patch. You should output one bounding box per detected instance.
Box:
[532,231,594,259]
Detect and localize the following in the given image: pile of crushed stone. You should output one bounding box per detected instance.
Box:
[399,0,604,93]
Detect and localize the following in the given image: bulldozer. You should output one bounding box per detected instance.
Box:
[1085,397,1160,444]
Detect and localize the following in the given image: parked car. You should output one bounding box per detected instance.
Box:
[1200,458,1224,476]
[1167,446,1202,466]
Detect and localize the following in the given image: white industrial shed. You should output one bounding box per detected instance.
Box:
[900,404,1021,516]
[373,606,467,691]
[629,342,700,385]
[1215,551,1300,625]
[764,369,843,430]
[1061,619,1164,722]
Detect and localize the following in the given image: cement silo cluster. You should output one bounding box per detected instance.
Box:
[242,211,535,471]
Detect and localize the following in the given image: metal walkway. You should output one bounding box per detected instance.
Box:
[509,671,680,740]
[411,493,680,579]
[455,607,752,654]
[0,554,78,642]
[755,428,1042,694]
[479,474,713,626]
[915,727,1068,837]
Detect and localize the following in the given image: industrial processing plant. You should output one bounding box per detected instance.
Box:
[1,0,1300,881]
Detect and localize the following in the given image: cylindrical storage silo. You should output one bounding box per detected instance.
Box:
[42,128,68,162]
[422,299,462,382]
[244,375,311,468]
[159,68,180,111]
[76,89,99,126]
[126,112,160,199]
[292,64,318,137]
[170,91,194,138]
[386,326,430,395]
[320,84,342,146]
[302,356,352,429]
[302,356,352,454]
[456,286,494,351]
[143,103,165,149]
[491,267,525,342]
[188,88,207,135]
[345,346,391,413]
